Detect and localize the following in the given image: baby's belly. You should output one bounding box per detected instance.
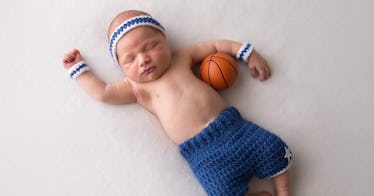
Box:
[154,88,227,144]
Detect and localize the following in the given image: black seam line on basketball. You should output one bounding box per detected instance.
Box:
[214,56,238,75]
[207,56,213,86]
[211,60,229,88]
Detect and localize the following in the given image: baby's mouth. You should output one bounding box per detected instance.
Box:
[141,66,156,76]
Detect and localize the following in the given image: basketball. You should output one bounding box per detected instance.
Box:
[200,52,238,91]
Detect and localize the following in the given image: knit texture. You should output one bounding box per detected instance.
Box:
[108,15,165,65]
[179,107,293,196]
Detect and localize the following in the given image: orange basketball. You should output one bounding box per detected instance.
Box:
[200,52,238,91]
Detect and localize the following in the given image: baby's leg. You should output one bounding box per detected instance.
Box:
[273,170,290,196]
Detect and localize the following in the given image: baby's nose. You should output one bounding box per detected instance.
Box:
[138,53,150,66]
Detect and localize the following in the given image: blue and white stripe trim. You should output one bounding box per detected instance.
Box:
[68,61,89,79]
[109,15,165,65]
[236,42,254,63]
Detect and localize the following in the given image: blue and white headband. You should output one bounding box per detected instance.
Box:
[108,15,165,65]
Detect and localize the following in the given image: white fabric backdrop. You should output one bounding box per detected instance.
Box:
[1,0,373,195]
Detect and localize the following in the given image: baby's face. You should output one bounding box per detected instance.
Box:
[116,26,171,83]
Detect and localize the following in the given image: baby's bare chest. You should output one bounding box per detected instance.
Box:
[139,66,201,107]
[133,64,226,143]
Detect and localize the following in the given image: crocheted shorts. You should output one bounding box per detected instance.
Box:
[179,107,293,196]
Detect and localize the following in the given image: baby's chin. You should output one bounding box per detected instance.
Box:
[143,67,170,83]
[125,72,161,83]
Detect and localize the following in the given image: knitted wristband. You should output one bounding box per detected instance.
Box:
[236,42,254,63]
[67,61,89,79]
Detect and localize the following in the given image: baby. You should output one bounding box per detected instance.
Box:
[62,10,293,196]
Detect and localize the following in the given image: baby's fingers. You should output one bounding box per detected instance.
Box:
[72,49,82,58]
[62,54,76,69]
[252,63,269,81]
[63,53,74,63]
[62,49,83,68]
[264,64,271,79]
[258,66,266,81]
[250,67,259,78]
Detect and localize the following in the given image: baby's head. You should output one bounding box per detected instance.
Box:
[108,10,171,83]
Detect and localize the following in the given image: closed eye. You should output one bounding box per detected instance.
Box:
[123,55,135,65]
[145,41,159,51]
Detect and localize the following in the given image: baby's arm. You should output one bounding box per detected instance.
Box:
[62,49,137,104]
[179,40,271,81]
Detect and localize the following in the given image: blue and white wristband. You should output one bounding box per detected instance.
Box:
[236,42,254,63]
[67,61,89,79]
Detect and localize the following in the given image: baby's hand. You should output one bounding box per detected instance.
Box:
[248,50,271,81]
[62,49,83,69]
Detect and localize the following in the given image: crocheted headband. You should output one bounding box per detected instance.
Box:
[108,15,165,65]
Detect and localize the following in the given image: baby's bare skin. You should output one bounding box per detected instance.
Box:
[62,10,290,196]
[129,50,227,144]
[63,15,269,144]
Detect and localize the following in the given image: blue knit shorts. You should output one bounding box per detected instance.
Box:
[179,107,293,196]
